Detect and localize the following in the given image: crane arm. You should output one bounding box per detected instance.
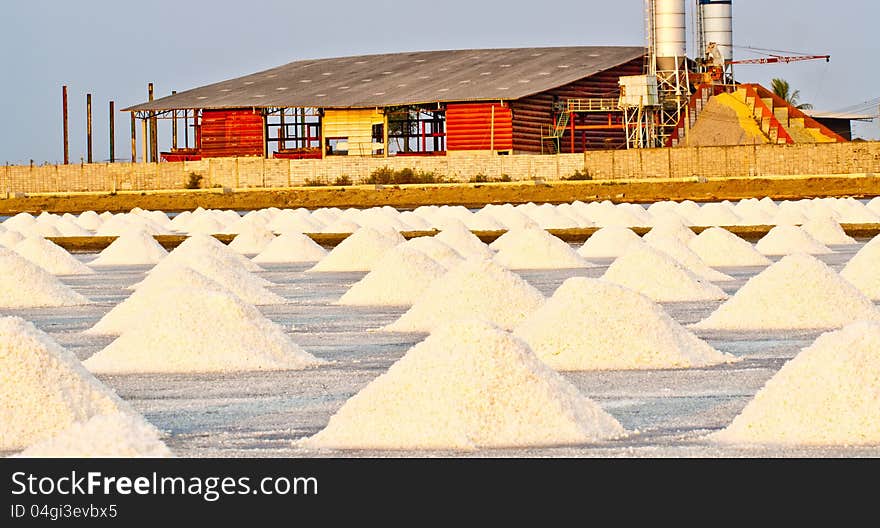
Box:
[727,55,830,65]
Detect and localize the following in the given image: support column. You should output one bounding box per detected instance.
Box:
[130,113,136,163]
[62,85,69,165]
[109,101,115,163]
[86,93,93,163]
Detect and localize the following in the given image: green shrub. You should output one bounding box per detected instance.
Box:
[563,169,592,181]
[365,166,448,185]
[303,178,327,186]
[333,175,353,186]
[469,173,512,183]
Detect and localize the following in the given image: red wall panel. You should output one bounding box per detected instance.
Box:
[199,109,264,158]
[446,103,513,151]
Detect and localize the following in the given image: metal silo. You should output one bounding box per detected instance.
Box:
[652,0,687,71]
[698,0,733,63]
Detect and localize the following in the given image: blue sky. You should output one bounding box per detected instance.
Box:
[2,0,877,164]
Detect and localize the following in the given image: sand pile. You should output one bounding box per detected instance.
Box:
[307,227,405,272]
[840,236,880,299]
[173,234,264,273]
[693,253,880,330]
[252,232,328,264]
[434,222,494,259]
[514,278,738,371]
[602,245,729,302]
[13,235,95,275]
[683,93,769,146]
[299,319,625,450]
[84,287,324,374]
[0,317,133,451]
[643,235,734,281]
[576,226,645,259]
[382,258,545,332]
[687,227,771,267]
[0,249,91,307]
[801,217,856,245]
[491,227,593,269]
[89,229,169,266]
[399,236,464,269]
[227,224,277,255]
[754,225,833,256]
[710,321,880,445]
[337,246,447,306]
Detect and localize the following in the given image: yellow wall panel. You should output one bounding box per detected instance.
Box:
[323,109,384,156]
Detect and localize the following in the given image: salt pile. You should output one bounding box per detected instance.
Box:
[399,236,464,269]
[0,249,90,307]
[689,202,744,226]
[267,211,325,234]
[184,214,229,235]
[173,234,264,273]
[754,225,833,256]
[84,287,324,374]
[2,212,36,232]
[643,216,696,245]
[840,236,880,299]
[76,211,103,231]
[687,227,771,267]
[433,222,494,259]
[299,319,625,450]
[0,317,132,451]
[644,235,734,281]
[0,229,25,248]
[602,245,728,302]
[13,235,95,275]
[14,412,172,458]
[382,258,545,332]
[576,226,645,259]
[89,229,169,266]
[320,217,362,233]
[514,278,737,370]
[227,224,277,255]
[252,232,328,264]
[693,253,880,330]
[307,227,405,272]
[337,246,447,306]
[710,321,880,445]
[491,227,593,269]
[801,216,856,245]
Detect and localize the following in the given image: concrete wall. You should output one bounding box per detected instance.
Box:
[2,142,878,194]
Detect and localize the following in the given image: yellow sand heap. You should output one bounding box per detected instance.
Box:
[684,93,769,146]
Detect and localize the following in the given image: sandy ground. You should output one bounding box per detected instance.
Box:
[3,241,880,459]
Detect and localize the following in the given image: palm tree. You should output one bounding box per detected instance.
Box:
[771,78,813,110]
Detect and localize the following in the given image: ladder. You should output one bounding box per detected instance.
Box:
[541,111,570,154]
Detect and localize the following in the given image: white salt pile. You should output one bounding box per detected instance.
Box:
[182,214,228,235]
[644,235,734,281]
[0,249,90,307]
[252,232,328,264]
[693,253,880,330]
[173,234,264,273]
[53,216,93,237]
[84,287,324,374]
[710,321,880,446]
[227,224,277,255]
[689,202,744,227]
[337,246,447,306]
[514,278,737,371]
[754,225,833,256]
[433,221,494,259]
[576,226,645,259]
[299,319,625,450]
[89,229,169,266]
[399,236,463,269]
[320,217,362,233]
[643,216,696,245]
[382,258,545,332]
[491,227,593,269]
[13,235,95,275]
[840,236,880,299]
[801,216,857,245]
[0,229,25,248]
[601,245,729,302]
[2,212,36,232]
[307,227,405,272]
[0,317,132,451]
[14,412,172,458]
[687,227,771,267]
[76,211,103,231]
[267,211,325,234]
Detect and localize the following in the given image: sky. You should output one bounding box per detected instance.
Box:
[1,0,878,165]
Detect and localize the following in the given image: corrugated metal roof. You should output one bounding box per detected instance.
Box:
[124,46,645,112]
[806,111,876,121]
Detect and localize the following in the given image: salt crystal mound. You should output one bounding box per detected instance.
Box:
[76,211,103,231]
[642,215,697,245]
[267,211,325,234]
[754,225,833,256]
[644,235,734,281]
[461,212,507,231]
[601,245,729,302]
[833,199,880,224]
[337,246,447,306]
[227,224,277,255]
[172,234,264,273]
[307,227,405,272]
[299,319,625,450]
[397,211,433,231]
[2,212,36,231]
[84,287,324,374]
[0,249,91,307]
[14,412,172,458]
[840,236,880,299]
[252,232,328,264]
[434,221,495,259]
[689,202,744,227]
[0,317,131,451]
[89,229,169,266]
[491,227,594,269]
[771,206,810,226]
[514,278,738,371]
[710,321,880,446]
[585,203,652,228]
[0,229,25,248]
[139,252,284,305]
[320,217,362,234]
[399,236,464,269]
[693,253,880,330]
[382,258,545,332]
[183,214,228,235]
[13,235,95,275]
[522,205,581,229]
[801,216,856,245]
[87,265,232,335]
[14,222,63,238]
[94,214,172,236]
[687,227,771,267]
[53,217,93,237]
[867,196,880,215]
[576,226,646,259]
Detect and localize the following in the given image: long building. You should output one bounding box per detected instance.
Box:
[124,46,646,161]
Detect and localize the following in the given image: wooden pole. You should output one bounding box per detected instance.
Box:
[86,93,93,163]
[490,104,495,154]
[148,83,157,162]
[184,110,189,149]
[62,85,69,165]
[130,113,136,163]
[171,90,178,150]
[109,100,115,163]
[141,117,148,164]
